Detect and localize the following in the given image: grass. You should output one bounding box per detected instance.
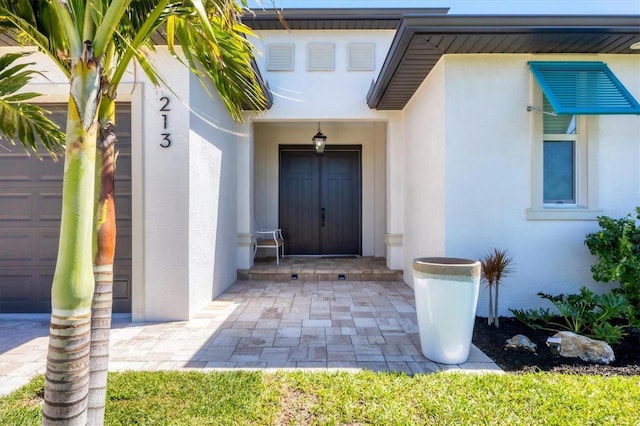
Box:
[1,370,639,425]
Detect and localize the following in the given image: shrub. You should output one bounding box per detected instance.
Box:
[510,287,630,345]
[584,207,640,317]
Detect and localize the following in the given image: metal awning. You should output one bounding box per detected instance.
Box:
[529,61,640,115]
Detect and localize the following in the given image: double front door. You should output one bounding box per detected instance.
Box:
[279,146,361,255]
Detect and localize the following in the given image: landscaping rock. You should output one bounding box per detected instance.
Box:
[553,331,615,365]
[505,334,537,353]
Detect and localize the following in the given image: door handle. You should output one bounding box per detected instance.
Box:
[321,208,325,227]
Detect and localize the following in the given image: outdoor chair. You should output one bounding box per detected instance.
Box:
[254,219,285,265]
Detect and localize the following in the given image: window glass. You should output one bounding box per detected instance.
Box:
[543,96,576,134]
[543,140,575,204]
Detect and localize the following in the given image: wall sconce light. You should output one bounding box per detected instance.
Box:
[312,123,326,154]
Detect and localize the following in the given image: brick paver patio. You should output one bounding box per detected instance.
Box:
[0,279,501,396]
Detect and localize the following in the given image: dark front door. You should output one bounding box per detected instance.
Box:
[279,146,361,255]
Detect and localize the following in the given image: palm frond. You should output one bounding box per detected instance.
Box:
[0,52,65,157]
[0,1,75,76]
[166,0,266,121]
[480,248,513,287]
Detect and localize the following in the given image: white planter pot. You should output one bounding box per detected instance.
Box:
[413,257,481,364]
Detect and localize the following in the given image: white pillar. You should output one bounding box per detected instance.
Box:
[237,120,255,270]
[385,113,404,271]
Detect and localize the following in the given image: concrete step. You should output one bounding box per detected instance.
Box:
[237,256,403,282]
[237,268,403,282]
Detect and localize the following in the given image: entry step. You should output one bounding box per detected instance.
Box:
[238,256,403,282]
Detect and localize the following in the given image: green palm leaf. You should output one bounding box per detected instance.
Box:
[0,52,65,157]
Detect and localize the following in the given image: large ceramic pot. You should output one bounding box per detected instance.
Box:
[413,257,481,364]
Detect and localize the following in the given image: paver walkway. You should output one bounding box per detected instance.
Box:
[0,280,501,396]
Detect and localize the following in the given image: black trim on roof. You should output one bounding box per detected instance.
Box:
[244,60,273,111]
[242,8,449,30]
[367,15,640,110]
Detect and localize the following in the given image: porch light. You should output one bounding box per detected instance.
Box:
[312,123,326,154]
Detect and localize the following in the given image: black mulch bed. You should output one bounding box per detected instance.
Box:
[472,317,640,376]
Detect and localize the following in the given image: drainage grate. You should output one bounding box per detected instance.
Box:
[338,274,346,280]
[291,273,299,280]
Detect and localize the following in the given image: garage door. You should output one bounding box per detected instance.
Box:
[0,103,132,313]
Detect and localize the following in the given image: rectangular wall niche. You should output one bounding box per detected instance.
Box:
[307,43,335,71]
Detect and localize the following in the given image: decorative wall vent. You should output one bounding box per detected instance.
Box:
[267,44,294,71]
[348,43,374,71]
[307,43,335,71]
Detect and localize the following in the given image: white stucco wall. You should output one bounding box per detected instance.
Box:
[250,30,395,120]
[144,50,249,319]
[141,48,192,320]
[189,77,247,314]
[402,53,640,316]
[402,59,447,280]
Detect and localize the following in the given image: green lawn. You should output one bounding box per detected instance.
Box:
[1,371,638,425]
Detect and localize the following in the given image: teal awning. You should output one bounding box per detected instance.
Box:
[528,61,640,115]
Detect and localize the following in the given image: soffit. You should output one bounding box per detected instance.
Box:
[242,8,449,31]
[367,15,640,110]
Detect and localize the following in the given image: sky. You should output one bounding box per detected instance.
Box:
[247,0,640,15]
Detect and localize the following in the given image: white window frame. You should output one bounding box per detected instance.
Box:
[527,86,601,220]
[543,132,579,206]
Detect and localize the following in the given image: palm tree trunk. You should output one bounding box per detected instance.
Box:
[43,41,101,426]
[88,113,117,426]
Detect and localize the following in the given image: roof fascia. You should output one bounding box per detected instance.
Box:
[242,8,450,30]
[367,14,640,108]
[245,8,450,20]
[398,14,640,34]
[366,18,416,108]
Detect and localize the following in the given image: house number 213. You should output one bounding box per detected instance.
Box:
[160,96,171,148]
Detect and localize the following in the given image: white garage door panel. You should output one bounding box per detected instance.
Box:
[0,103,132,313]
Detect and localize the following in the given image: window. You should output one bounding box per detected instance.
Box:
[527,61,637,220]
[527,97,601,221]
[544,140,575,204]
[543,97,577,205]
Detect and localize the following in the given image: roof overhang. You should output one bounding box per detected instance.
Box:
[367,15,640,110]
[242,8,449,30]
